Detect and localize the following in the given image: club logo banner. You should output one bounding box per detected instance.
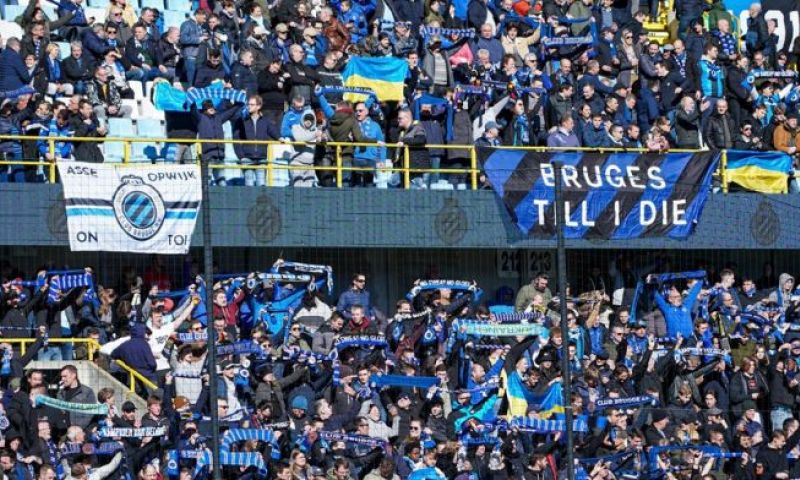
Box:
[58,163,201,253]
[479,149,719,239]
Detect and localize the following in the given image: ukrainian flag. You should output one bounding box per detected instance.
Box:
[537,382,565,419]
[502,370,532,417]
[726,150,792,194]
[342,57,409,102]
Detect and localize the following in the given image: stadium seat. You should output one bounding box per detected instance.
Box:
[140,98,165,121]
[166,0,190,11]
[140,0,164,11]
[121,99,140,120]
[104,141,125,162]
[162,9,186,28]
[144,81,154,100]
[131,141,153,161]
[130,82,144,101]
[56,42,71,60]
[136,118,166,138]
[107,117,135,137]
[0,20,23,39]
[2,4,25,21]
[84,6,107,23]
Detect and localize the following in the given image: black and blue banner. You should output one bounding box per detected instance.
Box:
[480,149,719,239]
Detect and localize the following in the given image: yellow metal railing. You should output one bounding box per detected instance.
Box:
[3,337,157,394]
[3,338,99,361]
[0,135,746,191]
[114,359,158,392]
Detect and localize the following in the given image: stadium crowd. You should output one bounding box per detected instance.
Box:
[0,0,799,186]
[0,257,800,479]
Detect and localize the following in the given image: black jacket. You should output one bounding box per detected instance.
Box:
[674,107,701,148]
[61,55,95,84]
[233,113,280,159]
[704,111,736,150]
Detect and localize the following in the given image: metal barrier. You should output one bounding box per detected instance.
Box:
[2,337,157,394]
[3,337,99,361]
[0,134,740,191]
[114,359,159,392]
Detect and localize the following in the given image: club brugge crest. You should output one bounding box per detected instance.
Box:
[112,175,166,241]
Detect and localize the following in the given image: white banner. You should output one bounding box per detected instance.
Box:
[58,163,201,254]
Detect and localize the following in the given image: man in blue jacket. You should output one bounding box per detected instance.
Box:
[234,95,280,187]
[651,276,704,338]
[180,9,209,86]
[280,95,313,140]
[353,101,385,187]
[0,39,32,98]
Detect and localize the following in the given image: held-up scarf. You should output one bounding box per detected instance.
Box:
[406,280,481,301]
[319,86,376,97]
[279,261,335,293]
[194,449,268,477]
[217,341,264,356]
[420,26,475,39]
[317,431,387,448]
[99,426,167,438]
[492,312,542,323]
[368,374,440,389]
[61,442,124,456]
[35,395,109,416]
[541,35,593,47]
[746,70,798,84]
[678,348,728,356]
[238,272,312,290]
[595,396,656,410]
[176,332,208,343]
[461,321,547,337]
[508,416,590,433]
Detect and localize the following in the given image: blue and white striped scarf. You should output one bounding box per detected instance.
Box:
[509,416,589,433]
[460,321,547,337]
[220,429,276,450]
[420,26,475,39]
[194,449,267,477]
[186,85,247,108]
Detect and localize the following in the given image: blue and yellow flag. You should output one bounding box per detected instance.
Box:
[726,150,792,194]
[502,370,530,417]
[342,57,409,102]
[537,381,565,419]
